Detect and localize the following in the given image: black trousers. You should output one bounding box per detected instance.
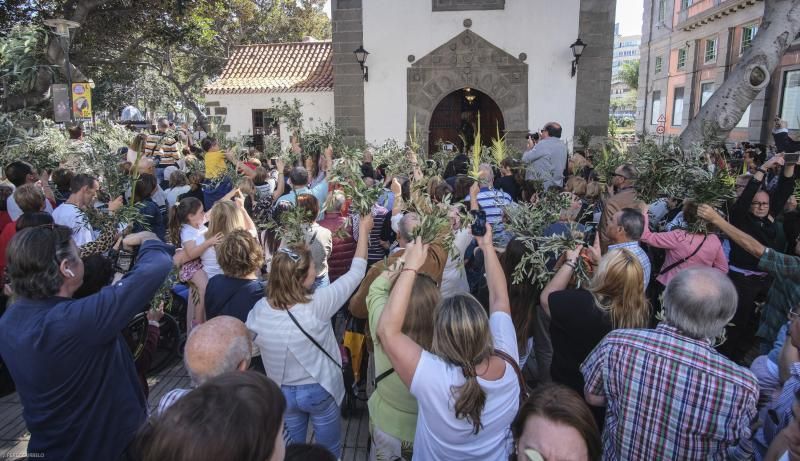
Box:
[720,271,772,361]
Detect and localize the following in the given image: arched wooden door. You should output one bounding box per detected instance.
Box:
[428,88,505,155]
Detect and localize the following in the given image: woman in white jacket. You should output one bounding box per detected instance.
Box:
[247,213,373,458]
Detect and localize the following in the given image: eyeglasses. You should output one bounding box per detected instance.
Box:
[751,201,770,208]
[247,328,258,342]
[277,247,300,262]
[611,173,628,179]
[36,223,56,230]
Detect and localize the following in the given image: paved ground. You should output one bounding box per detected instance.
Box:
[0,360,370,460]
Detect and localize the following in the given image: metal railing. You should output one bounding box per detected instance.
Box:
[677,0,728,25]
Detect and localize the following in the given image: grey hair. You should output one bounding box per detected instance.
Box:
[328,190,347,212]
[663,268,737,340]
[185,332,252,386]
[478,163,494,184]
[157,117,170,130]
[618,208,645,240]
[397,212,419,243]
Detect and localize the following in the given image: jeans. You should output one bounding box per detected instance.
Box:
[155,166,166,183]
[282,383,342,457]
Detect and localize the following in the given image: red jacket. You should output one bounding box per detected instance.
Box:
[318,212,356,283]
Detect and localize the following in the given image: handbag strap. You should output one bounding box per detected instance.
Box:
[493,349,528,401]
[658,234,708,275]
[374,367,395,386]
[285,308,339,366]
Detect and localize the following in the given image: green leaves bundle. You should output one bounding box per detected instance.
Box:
[327,147,383,216]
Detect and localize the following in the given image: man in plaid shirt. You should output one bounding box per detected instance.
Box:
[581,268,759,460]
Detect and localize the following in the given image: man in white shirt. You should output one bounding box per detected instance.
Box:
[53,174,121,246]
[4,161,55,220]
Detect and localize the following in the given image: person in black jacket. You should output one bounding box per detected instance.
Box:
[722,153,796,361]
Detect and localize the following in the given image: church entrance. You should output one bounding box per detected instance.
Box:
[428,88,504,154]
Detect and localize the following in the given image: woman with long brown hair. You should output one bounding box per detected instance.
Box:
[366,264,440,460]
[540,247,650,397]
[377,224,520,460]
[246,213,373,459]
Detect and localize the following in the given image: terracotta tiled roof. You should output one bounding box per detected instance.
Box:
[205,41,332,95]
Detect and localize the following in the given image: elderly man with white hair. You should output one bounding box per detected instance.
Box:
[581,268,759,460]
[156,315,253,414]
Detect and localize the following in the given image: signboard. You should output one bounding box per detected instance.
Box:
[52,84,71,123]
[71,83,92,120]
[656,113,666,135]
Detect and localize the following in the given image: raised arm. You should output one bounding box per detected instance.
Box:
[539,245,583,317]
[312,214,373,319]
[770,161,797,217]
[224,149,256,180]
[476,224,510,316]
[698,204,765,258]
[74,239,173,344]
[271,159,286,202]
[376,237,427,387]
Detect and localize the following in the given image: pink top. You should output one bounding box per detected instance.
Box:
[641,213,729,286]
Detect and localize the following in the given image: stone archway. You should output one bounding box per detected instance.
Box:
[407,29,528,154]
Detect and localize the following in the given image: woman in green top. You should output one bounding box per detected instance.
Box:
[366,265,440,460]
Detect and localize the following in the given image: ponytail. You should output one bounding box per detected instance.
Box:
[168,197,203,246]
[454,364,488,435]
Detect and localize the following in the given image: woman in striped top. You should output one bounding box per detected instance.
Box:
[246,214,373,458]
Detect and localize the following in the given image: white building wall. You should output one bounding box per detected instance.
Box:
[361,0,580,145]
[209,91,335,148]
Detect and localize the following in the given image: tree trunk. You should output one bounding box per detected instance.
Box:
[679,0,800,150]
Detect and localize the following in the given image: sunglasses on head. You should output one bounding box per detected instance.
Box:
[278,247,301,262]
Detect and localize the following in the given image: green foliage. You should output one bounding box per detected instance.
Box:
[593,137,629,185]
[618,60,640,91]
[504,192,590,287]
[0,114,70,171]
[373,139,414,178]
[576,128,592,150]
[327,147,383,216]
[0,24,51,95]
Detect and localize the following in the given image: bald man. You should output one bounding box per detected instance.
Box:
[156,316,253,414]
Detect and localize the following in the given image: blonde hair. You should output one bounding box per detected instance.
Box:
[585,181,602,201]
[217,230,265,278]
[589,249,650,329]
[206,200,245,239]
[565,176,587,197]
[431,293,494,434]
[14,184,45,213]
[267,245,312,309]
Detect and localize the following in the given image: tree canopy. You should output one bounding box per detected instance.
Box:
[618,59,639,91]
[0,0,331,124]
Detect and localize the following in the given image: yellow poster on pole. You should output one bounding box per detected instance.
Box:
[71,83,92,120]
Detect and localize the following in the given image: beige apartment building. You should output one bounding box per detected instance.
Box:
[636,0,800,144]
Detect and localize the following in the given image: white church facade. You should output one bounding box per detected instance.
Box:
[204,0,615,153]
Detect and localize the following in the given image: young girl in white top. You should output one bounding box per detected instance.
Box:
[168,197,222,332]
[198,192,257,280]
[377,223,520,461]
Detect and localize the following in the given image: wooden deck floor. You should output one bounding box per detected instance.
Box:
[0,360,370,460]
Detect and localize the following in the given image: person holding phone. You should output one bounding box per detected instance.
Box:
[773,118,800,155]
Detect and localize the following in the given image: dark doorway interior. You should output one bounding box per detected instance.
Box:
[428,88,504,155]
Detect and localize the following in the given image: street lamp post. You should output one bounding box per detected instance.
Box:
[44,18,80,122]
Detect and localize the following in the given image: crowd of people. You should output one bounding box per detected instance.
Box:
[0,116,799,461]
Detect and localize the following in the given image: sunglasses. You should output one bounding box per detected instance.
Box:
[611,173,628,179]
[278,247,301,262]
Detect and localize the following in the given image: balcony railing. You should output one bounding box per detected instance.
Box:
[677,0,760,31]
